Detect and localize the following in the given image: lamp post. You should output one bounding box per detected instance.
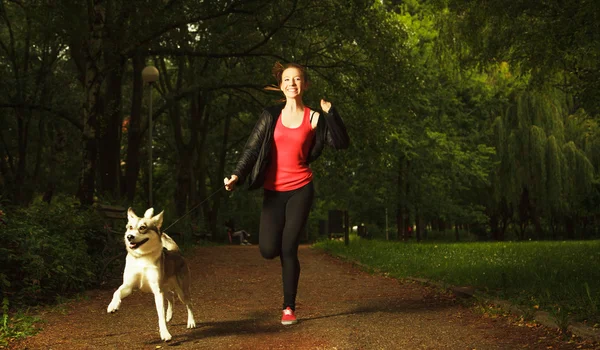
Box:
[142,66,159,207]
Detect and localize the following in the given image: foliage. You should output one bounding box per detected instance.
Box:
[0,297,40,347]
[439,0,600,115]
[488,88,597,239]
[314,239,600,324]
[0,195,106,306]
[0,0,598,243]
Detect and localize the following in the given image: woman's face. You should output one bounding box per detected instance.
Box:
[280,67,305,99]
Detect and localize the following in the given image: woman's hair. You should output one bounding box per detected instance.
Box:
[265,61,309,91]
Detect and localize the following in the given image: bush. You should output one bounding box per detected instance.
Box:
[0,195,106,306]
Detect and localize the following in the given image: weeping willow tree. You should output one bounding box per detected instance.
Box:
[491,89,596,239]
[546,135,563,237]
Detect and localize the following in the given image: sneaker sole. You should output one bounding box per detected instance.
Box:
[281,320,298,325]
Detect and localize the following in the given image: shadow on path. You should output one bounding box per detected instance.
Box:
[9,245,596,350]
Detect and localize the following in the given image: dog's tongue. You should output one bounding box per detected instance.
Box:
[127,238,148,249]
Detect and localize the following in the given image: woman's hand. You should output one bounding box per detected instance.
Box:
[224,175,239,191]
[320,99,332,113]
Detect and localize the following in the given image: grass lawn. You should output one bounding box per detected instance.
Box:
[313,237,600,326]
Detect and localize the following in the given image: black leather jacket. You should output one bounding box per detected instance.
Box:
[232,103,350,190]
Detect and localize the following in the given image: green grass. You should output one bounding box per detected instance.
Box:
[313,237,600,325]
[1,297,41,347]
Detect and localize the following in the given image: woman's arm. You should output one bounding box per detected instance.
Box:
[321,105,350,150]
[229,109,270,186]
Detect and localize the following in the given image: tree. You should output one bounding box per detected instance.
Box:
[0,0,78,204]
[440,0,600,115]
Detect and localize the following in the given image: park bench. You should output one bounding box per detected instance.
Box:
[191,223,212,241]
[357,224,370,239]
[328,210,349,244]
[95,204,128,284]
[97,204,128,228]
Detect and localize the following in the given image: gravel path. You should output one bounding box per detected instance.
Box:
[8,245,598,349]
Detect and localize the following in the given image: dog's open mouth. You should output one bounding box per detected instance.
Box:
[128,238,149,249]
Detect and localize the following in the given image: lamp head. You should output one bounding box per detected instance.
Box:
[142,66,159,83]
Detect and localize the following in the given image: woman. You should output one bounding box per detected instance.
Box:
[224,62,350,325]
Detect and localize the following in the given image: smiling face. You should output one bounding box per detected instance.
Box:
[280,67,307,99]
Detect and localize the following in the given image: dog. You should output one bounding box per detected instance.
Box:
[107,207,196,341]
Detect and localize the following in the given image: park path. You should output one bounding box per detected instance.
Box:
[9,245,596,350]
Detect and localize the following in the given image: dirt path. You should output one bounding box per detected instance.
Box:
[9,245,598,349]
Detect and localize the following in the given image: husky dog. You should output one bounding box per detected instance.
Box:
[107,208,196,341]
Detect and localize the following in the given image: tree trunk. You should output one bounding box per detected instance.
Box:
[77,0,105,206]
[32,116,46,197]
[98,54,125,198]
[0,141,10,186]
[396,155,405,240]
[14,107,30,204]
[531,210,544,239]
[196,101,216,236]
[403,160,411,241]
[528,195,544,239]
[174,148,193,218]
[210,106,233,238]
[581,216,589,239]
[124,52,144,203]
[517,188,530,240]
[171,88,204,233]
[497,198,511,241]
[42,123,67,204]
[415,207,421,242]
[565,216,575,239]
[172,99,192,218]
[490,213,500,240]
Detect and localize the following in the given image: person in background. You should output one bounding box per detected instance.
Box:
[224,62,350,325]
[231,229,252,245]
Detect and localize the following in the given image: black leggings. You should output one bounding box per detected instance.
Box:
[259,182,314,311]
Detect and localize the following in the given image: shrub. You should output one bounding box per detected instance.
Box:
[0,195,105,306]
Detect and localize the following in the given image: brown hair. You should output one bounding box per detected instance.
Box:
[265,62,309,92]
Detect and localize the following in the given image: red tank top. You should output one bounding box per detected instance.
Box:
[263,107,315,191]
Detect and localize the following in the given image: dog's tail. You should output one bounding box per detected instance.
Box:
[161,232,180,252]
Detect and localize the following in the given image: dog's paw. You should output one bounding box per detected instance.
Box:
[160,330,172,342]
[166,307,173,322]
[106,300,120,313]
[187,318,196,329]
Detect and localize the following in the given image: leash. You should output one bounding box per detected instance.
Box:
[163,187,224,232]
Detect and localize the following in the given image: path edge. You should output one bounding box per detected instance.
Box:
[317,249,600,343]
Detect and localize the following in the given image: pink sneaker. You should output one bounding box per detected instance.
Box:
[281,307,298,325]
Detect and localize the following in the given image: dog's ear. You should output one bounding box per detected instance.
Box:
[154,210,164,230]
[144,208,154,218]
[127,207,138,221]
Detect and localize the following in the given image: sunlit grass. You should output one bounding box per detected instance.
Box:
[313,237,600,324]
[1,297,40,347]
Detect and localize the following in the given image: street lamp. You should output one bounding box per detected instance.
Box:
[142,66,159,208]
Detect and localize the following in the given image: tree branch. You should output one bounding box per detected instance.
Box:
[0,103,83,131]
[123,0,253,57]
